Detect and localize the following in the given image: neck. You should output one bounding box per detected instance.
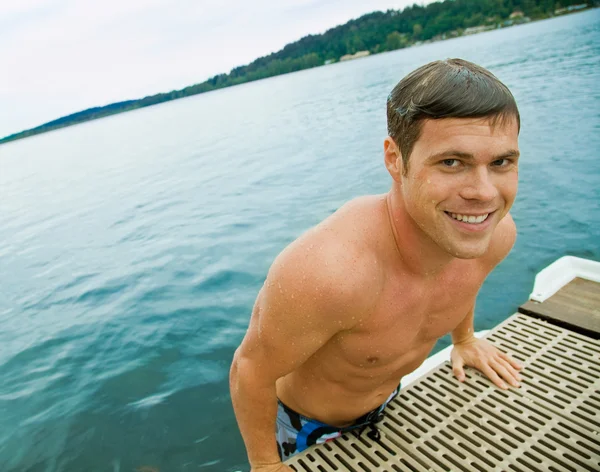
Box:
[385,188,455,277]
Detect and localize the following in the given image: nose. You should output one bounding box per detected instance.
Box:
[459,167,497,202]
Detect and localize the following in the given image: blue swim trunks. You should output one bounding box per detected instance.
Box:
[276,385,400,460]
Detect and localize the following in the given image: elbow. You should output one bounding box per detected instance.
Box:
[229,348,277,397]
[230,348,257,399]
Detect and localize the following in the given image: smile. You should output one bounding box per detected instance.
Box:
[446,212,490,224]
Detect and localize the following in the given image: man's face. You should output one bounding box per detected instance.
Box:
[399,116,520,259]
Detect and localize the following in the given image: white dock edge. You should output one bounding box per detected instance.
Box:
[530,255,600,302]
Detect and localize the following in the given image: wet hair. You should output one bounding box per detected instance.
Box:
[386,58,520,171]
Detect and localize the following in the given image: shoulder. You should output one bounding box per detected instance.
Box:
[264,201,383,323]
[482,212,516,269]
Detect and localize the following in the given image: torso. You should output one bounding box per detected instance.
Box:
[276,195,493,426]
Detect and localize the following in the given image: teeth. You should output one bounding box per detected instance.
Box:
[450,213,489,224]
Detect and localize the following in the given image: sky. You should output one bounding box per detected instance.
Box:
[0,0,433,139]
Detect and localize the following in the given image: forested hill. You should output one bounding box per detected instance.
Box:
[1,0,592,144]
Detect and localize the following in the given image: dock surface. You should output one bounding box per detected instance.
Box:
[520,276,600,337]
[286,278,600,472]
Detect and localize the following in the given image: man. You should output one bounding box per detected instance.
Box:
[230,58,523,472]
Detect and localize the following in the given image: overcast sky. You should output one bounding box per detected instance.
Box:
[0,0,434,138]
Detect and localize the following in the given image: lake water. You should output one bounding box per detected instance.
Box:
[1,9,599,472]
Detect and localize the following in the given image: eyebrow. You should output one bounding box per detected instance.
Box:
[426,149,520,163]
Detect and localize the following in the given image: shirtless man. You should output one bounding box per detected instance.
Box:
[230,59,523,472]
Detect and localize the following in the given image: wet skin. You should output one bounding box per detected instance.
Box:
[230,117,523,471]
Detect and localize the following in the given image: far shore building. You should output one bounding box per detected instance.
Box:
[463,25,495,35]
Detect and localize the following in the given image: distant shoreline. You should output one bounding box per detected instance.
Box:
[1,3,595,146]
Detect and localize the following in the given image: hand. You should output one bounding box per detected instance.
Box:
[451,337,523,389]
[251,462,294,472]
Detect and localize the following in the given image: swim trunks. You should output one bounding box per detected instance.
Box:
[276,385,400,461]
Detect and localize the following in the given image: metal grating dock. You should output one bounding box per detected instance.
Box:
[285,313,600,472]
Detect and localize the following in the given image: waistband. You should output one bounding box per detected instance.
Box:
[278,383,401,430]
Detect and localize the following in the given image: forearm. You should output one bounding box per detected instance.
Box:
[230,352,281,468]
[451,307,476,345]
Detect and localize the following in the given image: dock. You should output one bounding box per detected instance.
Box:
[520,277,600,337]
[285,257,600,471]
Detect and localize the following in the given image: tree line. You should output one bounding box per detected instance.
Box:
[0,0,591,144]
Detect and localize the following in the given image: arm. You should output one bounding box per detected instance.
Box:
[230,339,287,470]
[450,214,522,389]
[230,240,372,470]
[451,305,476,346]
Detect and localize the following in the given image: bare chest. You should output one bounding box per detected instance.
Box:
[331,270,483,369]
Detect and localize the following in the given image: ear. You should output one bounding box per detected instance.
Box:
[384,137,403,182]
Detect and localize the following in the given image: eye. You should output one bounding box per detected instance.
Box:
[491,158,510,167]
[441,159,460,167]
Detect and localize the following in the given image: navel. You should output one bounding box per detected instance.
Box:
[367,356,379,364]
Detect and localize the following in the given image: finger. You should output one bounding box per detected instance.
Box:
[498,356,523,382]
[491,359,520,387]
[452,358,466,382]
[481,364,508,389]
[498,350,523,371]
